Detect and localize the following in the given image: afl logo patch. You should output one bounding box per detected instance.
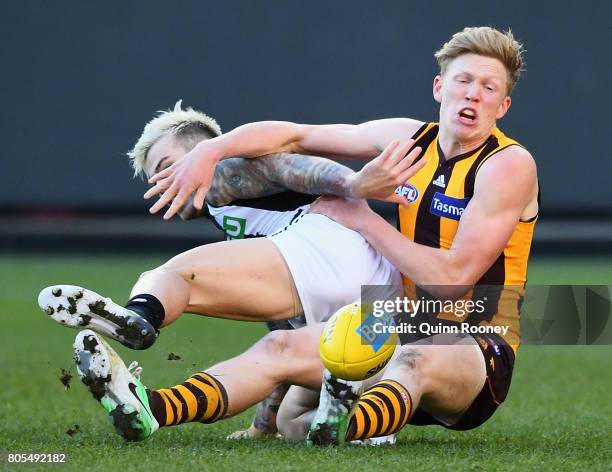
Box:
[395,182,419,203]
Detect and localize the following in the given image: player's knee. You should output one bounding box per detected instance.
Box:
[258,329,292,357]
[388,345,431,380]
[138,260,192,284]
[135,268,158,283]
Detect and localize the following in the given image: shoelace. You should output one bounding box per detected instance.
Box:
[128,361,143,379]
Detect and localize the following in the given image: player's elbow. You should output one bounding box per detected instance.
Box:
[426,258,475,299]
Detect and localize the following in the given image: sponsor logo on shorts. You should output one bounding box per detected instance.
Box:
[395,182,419,203]
[429,192,470,220]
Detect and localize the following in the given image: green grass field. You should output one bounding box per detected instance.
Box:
[1,255,611,471]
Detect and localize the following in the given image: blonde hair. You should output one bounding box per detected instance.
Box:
[127,100,222,178]
[434,26,525,94]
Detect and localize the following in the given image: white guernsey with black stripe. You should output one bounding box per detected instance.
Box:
[205,191,316,240]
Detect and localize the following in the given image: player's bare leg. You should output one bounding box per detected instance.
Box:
[74,324,325,441]
[307,334,486,445]
[226,320,302,440]
[202,323,324,414]
[38,238,302,349]
[131,238,301,325]
[378,335,486,418]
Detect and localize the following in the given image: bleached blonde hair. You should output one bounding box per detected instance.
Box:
[127,100,222,178]
[435,26,525,95]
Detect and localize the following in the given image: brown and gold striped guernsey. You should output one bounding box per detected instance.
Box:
[397,122,537,349]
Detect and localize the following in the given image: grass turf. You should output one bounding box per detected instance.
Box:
[0,254,611,471]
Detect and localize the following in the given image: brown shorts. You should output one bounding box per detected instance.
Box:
[408,333,516,431]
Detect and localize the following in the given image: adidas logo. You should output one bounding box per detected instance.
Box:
[432,174,446,188]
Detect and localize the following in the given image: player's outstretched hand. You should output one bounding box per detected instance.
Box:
[347,139,425,207]
[144,143,220,220]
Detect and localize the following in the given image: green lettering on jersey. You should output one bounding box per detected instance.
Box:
[223,215,247,239]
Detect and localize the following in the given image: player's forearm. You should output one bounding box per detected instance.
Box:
[197,121,306,163]
[359,213,469,297]
[260,153,357,198]
[204,154,358,208]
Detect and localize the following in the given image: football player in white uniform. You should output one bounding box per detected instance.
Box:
[39,100,420,441]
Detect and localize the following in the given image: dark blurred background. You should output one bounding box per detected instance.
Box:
[1,0,610,254]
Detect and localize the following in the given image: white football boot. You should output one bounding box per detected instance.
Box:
[38,285,157,350]
[73,330,159,441]
[306,369,363,446]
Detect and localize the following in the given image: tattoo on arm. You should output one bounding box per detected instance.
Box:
[205,156,284,207]
[258,153,355,197]
[179,156,285,218]
[205,153,355,207]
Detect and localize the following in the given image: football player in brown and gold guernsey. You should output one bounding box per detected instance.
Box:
[144,26,538,444]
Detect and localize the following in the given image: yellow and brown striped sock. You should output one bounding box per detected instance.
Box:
[147,371,228,427]
[346,380,413,441]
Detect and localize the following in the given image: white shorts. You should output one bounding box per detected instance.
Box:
[268,213,401,325]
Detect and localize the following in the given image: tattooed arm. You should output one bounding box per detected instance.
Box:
[176,156,280,219]
[179,153,356,219]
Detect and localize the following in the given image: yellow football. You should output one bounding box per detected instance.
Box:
[319,303,397,381]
